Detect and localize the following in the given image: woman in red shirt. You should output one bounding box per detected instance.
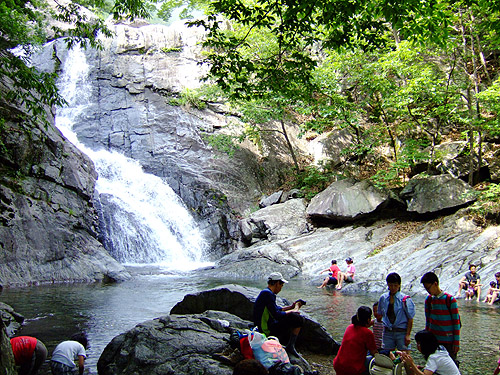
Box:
[333,306,378,375]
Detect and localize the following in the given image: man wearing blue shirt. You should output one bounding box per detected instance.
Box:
[253,272,304,357]
[377,272,415,352]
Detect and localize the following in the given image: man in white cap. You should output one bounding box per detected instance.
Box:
[253,272,305,357]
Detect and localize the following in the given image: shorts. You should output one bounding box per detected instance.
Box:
[51,361,78,375]
[327,276,338,285]
[270,312,305,338]
[345,276,354,283]
[382,330,410,351]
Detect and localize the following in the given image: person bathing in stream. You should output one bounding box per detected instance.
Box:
[318,259,341,288]
[484,281,500,304]
[336,257,355,290]
[456,264,481,301]
[50,332,88,375]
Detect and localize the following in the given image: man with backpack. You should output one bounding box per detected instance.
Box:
[377,272,416,352]
[421,271,461,365]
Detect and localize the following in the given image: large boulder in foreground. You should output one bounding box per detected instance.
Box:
[98,310,248,375]
[306,179,393,222]
[170,284,338,355]
[400,174,476,214]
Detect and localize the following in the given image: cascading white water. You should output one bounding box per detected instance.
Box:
[55,44,211,271]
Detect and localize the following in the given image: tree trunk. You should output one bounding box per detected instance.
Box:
[280,118,300,171]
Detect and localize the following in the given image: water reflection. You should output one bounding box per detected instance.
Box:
[2,276,500,374]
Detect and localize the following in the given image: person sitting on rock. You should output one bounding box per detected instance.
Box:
[50,332,88,375]
[337,257,356,290]
[485,272,500,305]
[10,336,48,375]
[456,264,481,301]
[253,272,305,359]
[483,281,499,304]
[317,259,341,289]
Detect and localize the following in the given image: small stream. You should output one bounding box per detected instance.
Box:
[3,269,500,375]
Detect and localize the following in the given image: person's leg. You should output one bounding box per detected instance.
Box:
[476,285,481,301]
[394,331,410,352]
[489,291,499,305]
[456,281,467,297]
[382,331,396,352]
[317,276,329,288]
[336,273,344,289]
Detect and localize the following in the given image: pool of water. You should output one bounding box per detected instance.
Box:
[3,271,499,374]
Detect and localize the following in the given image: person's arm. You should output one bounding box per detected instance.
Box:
[319,268,330,274]
[449,296,461,353]
[399,352,434,375]
[405,318,413,346]
[77,355,85,375]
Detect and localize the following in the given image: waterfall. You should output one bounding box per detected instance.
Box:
[55,44,211,271]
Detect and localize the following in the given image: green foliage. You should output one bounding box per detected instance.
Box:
[202,133,240,157]
[477,79,500,136]
[295,164,338,200]
[167,88,207,109]
[158,0,208,23]
[160,46,182,53]
[467,183,500,219]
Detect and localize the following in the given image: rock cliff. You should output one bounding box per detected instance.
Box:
[0,101,129,287]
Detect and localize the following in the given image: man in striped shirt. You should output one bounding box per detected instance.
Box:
[420,271,461,365]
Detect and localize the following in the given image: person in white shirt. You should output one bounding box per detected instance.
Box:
[50,333,88,375]
[399,330,461,375]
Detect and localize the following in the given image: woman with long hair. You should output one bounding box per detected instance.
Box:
[333,306,378,375]
[399,330,461,375]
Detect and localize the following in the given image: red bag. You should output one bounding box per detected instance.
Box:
[239,335,254,359]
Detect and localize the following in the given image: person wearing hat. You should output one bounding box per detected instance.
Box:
[337,257,356,290]
[253,272,305,358]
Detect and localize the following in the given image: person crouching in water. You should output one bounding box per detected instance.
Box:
[399,330,461,375]
[333,306,378,375]
[50,332,88,375]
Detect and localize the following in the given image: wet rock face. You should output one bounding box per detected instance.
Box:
[0,105,129,286]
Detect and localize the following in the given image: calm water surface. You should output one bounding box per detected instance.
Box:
[3,271,499,375]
